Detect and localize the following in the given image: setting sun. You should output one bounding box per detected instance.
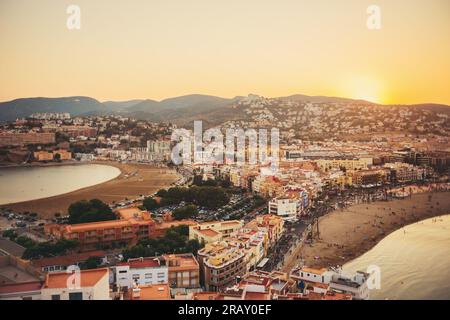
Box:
[338,76,385,104]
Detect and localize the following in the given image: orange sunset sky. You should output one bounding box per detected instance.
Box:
[0,0,449,105]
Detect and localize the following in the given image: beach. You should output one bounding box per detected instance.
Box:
[283,191,450,271]
[0,162,179,219]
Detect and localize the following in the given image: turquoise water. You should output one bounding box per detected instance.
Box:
[0,164,120,205]
[344,214,450,300]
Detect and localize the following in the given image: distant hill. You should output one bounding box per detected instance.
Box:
[403,103,450,113]
[122,94,238,122]
[101,99,145,112]
[0,94,448,125]
[0,96,105,121]
[278,94,375,105]
[0,94,237,122]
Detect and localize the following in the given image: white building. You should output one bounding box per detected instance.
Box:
[290,267,370,300]
[147,140,171,161]
[41,268,110,300]
[268,198,299,221]
[290,267,334,285]
[329,270,370,300]
[113,257,168,289]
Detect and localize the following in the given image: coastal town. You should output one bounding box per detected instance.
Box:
[0,102,449,301]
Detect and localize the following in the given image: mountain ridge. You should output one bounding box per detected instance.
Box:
[0,94,448,123]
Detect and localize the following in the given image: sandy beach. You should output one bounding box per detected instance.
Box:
[0,162,179,219]
[283,191,450,271]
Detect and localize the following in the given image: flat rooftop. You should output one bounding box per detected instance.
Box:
[0,238,26,257]
[0,265,40,285]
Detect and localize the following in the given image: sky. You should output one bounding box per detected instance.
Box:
[0,0,449,105]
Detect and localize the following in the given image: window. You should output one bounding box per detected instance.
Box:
[51,294,60,300]
[157,272,165,278]
[145,273,152,279]
[69,292,83,300]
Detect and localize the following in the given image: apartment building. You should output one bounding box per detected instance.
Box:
[33,151,54,161]
[244,214,284,247]
[61,219,155,248]
[41,268,110,300]
[290,267,334,286]
[252,176,284,197]
[114,257,168,289]
[268,196,303,221]
[351,168,390,187]
[46,209,156,249]
[290,267,370,300]
[223,270,295,300]
[316,158,372,172]
[328,271,370,300]
[54,149,72,160]
[147,140,171,161]
[0,132,55,147]
[30,112,71,120]
[189,220,243,244]
[384,162,426,183]
[34,149,72,162]
[197,241,247,292]
[59,126,98,138]
[227,229,268,271]
[162,254,200,289]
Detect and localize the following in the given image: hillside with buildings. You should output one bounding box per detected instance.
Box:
[2,95,449,142]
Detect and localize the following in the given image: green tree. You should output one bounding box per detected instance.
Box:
[80,256,102,270]
[143,197,159,211]
[192,175,204,186]
[68,199,116,224]
[155,189,168,198]
[22,239,79,259]
[172,205,198,220]
[122,226,202,260]
[15,236,36,249]
[2,229,17,241]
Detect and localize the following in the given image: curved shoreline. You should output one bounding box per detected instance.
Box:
[283,190,450,270]
[0,161,179,218]
[343,212,450,267]
[0,163,121,205]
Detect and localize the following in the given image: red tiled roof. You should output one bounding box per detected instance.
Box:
[127,284,170,300]
[243,291,270,300]
[0,281,43,294]
[43,268,108,289]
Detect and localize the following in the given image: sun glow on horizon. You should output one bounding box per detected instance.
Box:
[0,0,449,105]
[338,76,386,104]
